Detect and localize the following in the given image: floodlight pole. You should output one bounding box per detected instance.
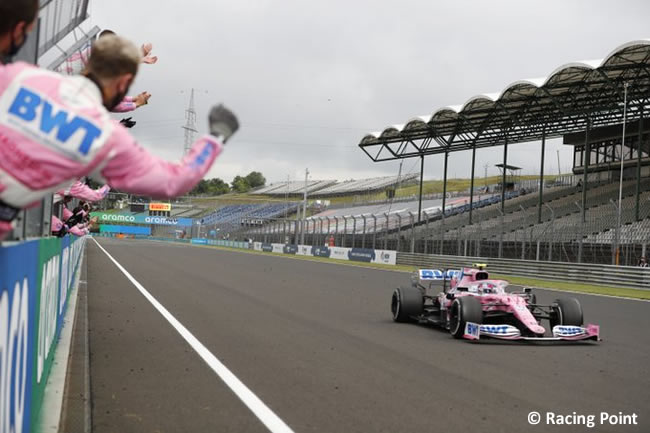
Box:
[614,83,629,265]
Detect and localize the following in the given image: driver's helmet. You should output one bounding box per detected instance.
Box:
[478,282,497,293]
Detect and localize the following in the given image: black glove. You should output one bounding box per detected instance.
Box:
[120,117,136,128]
[209,105,239,143]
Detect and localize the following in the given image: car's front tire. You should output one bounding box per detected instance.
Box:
[449,296,483,339]
[550,297,583,329]
[391,286,423,323]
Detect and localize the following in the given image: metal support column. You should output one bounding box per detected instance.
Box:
[423,211,429,255]
[469,144,476,225]
[538,128,546,224]
[351,216,357,248]
[409,212,415,253]
[372,215,377,249]
[418,155,424,223]
[396,214,402,252]
[501,136,508,214]
[581,118,591,223]
[636,105,644,221]
[441,151,449,216]
[362,215,367,249]
[334,217,339,246]
[384,213,389,250]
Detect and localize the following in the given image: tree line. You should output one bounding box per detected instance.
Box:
[188,171,266,196]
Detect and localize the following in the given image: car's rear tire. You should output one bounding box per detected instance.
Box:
[391,286,423,323]
[550,297,583,329]
[449,296,483,339]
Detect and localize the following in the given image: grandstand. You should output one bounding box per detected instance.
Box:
[253,180,336,196]
[313,174,419,196]
[201,202,298,226]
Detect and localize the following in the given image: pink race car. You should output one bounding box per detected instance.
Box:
[391,264,600,342]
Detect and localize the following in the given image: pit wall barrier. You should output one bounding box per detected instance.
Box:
[252,242,397,265]
[0,236,86,433]
[191,239,249,249]
[96,235,398,266]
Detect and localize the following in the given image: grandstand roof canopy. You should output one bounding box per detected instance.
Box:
[359,39,650,161]
[495,164,521,171]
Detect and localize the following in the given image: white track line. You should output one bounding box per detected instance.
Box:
[92,238,295,433]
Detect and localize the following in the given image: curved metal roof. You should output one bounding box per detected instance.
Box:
[359,39,650,161]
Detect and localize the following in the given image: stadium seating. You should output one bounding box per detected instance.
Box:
[253,180,336,195]
[313,174,418,196]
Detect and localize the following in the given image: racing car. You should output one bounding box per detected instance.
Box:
[390,264,600,342]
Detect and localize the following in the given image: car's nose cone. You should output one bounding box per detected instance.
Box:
[532,325,546,335]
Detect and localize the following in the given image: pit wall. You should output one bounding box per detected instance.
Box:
[0,236,85,433]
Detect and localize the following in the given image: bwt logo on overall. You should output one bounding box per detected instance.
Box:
[7,87,102,157]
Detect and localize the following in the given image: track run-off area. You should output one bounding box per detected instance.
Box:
[86,237,649,433]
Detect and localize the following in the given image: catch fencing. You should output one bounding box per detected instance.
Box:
[397,252,650,290]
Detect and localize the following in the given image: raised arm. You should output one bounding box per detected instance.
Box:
[94,105,238,198]
[61,181,110,202]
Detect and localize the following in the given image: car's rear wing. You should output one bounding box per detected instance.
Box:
[411,269,461,291]
[419,269,460,280]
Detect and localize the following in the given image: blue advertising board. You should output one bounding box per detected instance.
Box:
[91,212,193,227]
[0,240,39,433]
[100,225,152,235]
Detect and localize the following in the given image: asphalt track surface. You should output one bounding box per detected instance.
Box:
[86,237,650,433]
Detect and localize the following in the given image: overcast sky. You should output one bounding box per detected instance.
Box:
[84,0,649,185]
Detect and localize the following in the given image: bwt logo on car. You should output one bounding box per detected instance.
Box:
[554,326,584,336]
[8,86,102,157]
[419,269,460,280]
[0,278,30,433]
[480,325,516,335]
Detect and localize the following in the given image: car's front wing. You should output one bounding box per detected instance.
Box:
[463,323,600,342]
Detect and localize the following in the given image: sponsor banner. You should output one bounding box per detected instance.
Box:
[90,212,192,227]
[0,240,39,433]
[191,238,208,245]
[252,243,397,266]
[149,203,171,211]
[100,225,152,235]
[0,236,85,433]
[297,245,312,256]
[373,249,397,266]
[329,247,349,260]
[283,244,298,255]
[311,246,331,258]
[348,248,375,263]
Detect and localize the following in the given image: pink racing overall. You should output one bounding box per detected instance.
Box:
[0,61,223,239]
[56,181,110,202]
